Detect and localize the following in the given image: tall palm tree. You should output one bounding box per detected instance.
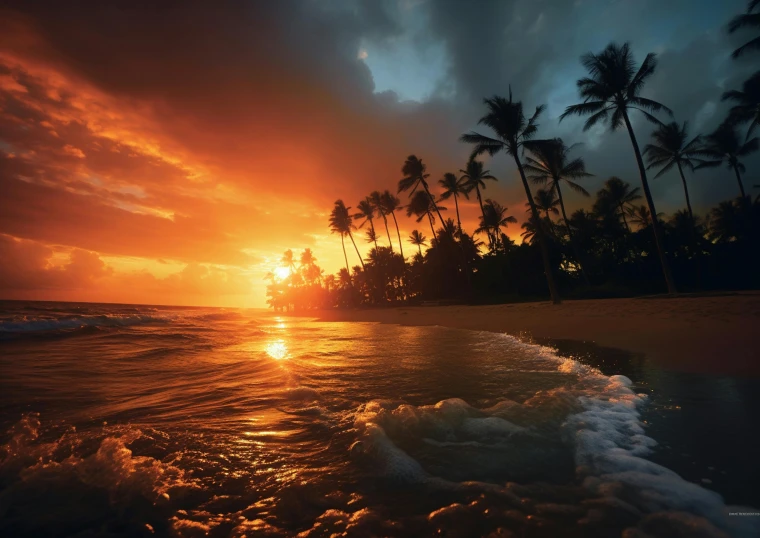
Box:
[532,188,560,220]
[475,199,517,251]
[328,199,365,271]
[281,249,296,272]
[459,158,498,245]
[560,42,676,294]
[406,190,445,243]
[523,138,593,283]
[369,190,393,250]
[722,71,760,139]
[379,190,405,259]
[696,122,759,198]
[438,172,470,233]
[354,197,379,251]
[643,121,703,229]
[728,0,760,58]
[409,230,427,256]
[365,228,379,248]
[399,155,446,230]
[460,90,561,303]
[595,177,642,233]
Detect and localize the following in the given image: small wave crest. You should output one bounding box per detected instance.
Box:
[0,313,168,336]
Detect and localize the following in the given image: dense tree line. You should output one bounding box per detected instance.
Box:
[269,2,760,310]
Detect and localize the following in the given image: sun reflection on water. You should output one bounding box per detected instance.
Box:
[265,340,288,360]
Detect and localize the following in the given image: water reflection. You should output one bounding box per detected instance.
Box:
[266,340,289,360]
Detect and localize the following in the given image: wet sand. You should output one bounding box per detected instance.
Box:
[313,292,760,377]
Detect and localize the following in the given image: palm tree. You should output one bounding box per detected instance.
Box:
[406,190,445,242]
[475,199,517,251]
[354,197,379,251]
[365,228,379,248]
[409,230,427,256]
[328,199,365,271]
[728,0,760,58]
[281,249,296,272]
[523,138,593,283]
[696,122,759,198]
[533,188,560,221]
[644,121,704,230]
[379,190,405,259]
[459,158,498,243]
[722,71,760,139]
[460,90,561,303]
[438,172,470,233]
[560,42,676,294]
[369,190,393,250]
[626,204,664,230]
[399,155,446,230]
[595,177,642,233]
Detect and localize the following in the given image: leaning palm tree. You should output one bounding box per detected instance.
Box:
[523,138,593,283]
[398,155,446,230]
[475,199,517,252]
[728,0,760,58]
[354,197,379,251]
[369,190,393,250]
[643,121,703,230]
[438,172,470,233]
[595,177,642,233]
[328,199,365,271]
[560,42,676,294]
[379,190,405,259]
[722,71,760,139]
[696,122,759,198]
[406,190,445,243]
[409,230,427,256]
[460,90,561,303]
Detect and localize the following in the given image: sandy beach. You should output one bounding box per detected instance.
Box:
[314,292,760,377]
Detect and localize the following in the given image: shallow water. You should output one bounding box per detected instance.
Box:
[0,301,758,537]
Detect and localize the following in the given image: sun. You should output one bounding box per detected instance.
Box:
[273,266,291,281]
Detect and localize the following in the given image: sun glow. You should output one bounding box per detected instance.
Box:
[265,340,288,360]
[273,266,291,281]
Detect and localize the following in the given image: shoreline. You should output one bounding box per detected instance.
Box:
[304,292,760,378]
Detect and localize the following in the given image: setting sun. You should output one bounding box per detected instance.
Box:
[273,266,291,281]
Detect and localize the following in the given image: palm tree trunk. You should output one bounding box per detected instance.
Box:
[418,244,422,256]
[620,204,631,233]
[340,234,349,272]
[428,213,437,243]
[381,215,393,251]
[347,230,365,269]
[475,186,493,247]
[733,164,747,198]
[369,219,379,251]
[454,194,462,234]
[622,110,676,295]
[514,156,561,304]
[422,180,446,230]
[677,162,702,288]
[555,180,590,286]
[390,211,404,259]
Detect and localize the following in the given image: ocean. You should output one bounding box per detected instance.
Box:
[0,300,758,537]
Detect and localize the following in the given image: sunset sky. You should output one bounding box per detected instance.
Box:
[1,0,757,307]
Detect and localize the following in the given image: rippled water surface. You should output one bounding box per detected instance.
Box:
[1,301,758,537]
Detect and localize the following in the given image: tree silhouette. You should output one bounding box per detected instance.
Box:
[696,122,759,198]
[728,0,760,58]
[438,172,470,234]
[369,190,393,251]
[561,42,676,294]
[460,158,498,247]
[523,138,593,284]
[399,155,446,230]
[380,190,405,259]
[722,71,760,139]
[461,90,561,303]
[595,177,642,233]
[409,230,427,256]
[354,197,379,251]
[328,199,365,271]
[475,199,517,252]
[406,190,445,243]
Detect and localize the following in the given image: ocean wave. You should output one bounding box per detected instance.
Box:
[0,313,168,335]
[349,336,760,538]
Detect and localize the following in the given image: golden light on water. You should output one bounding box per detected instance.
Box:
[265,340,288,360]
